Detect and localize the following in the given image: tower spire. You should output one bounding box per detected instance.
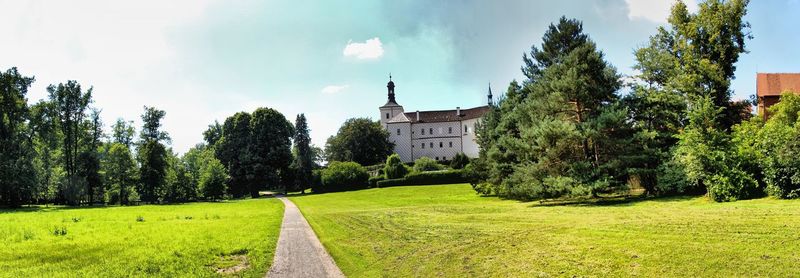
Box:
[487,82,493,106]
[387,74,396,104]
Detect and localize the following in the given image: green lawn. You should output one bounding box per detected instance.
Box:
[291,184,800,277]
[0,198,283,277]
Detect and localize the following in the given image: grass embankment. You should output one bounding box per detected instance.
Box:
[291,184,800,277]
[0,198,283,277]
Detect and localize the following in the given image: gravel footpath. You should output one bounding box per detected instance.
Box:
[267,197,345,278]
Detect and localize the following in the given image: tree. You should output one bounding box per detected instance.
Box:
[413,157,444,172]
[384,154,409,179]
[200,157,228,201]
[0,67,38,207]
[103,143,137,205]
[203,120,223,146]
[471,17,630,200]
[79,109,103,204]
[29,100,61,203]
[325,118,393,166]
[318,161,369,193]
[48,80,92,205]
[137,106,170,203]
[111,118,136,149]
[216,112,253,198]
[293,114,313,193]
[249,108,294,196]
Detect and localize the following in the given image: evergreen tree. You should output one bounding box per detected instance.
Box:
[293,114,313,193]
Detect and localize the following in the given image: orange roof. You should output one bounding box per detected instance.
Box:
[757,73,800,97]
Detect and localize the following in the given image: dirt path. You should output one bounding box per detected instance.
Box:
[267,197,345,278]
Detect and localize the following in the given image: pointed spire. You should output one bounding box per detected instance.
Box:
[487,82,493,106]
[387,73,396,104]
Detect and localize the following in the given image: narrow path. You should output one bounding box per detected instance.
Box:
[267,197,345,278]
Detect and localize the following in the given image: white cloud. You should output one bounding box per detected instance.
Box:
[342,37,384,60]
[321,84,349,95]
[624,0,698,23]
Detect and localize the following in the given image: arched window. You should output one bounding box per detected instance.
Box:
[386,113,389,119]
[439,142,443,148]
[464,124,468,133]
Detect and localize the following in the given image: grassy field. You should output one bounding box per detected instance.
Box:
[0,198,283,277]
[291,184,800,277]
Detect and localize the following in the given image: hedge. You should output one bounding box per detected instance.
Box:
[368,176,385,187]
[376,170,468,188]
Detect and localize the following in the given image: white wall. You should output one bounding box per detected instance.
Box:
[461,118,480,158]
[386,122,412,162]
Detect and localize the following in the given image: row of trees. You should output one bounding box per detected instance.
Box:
[470,0,763,202]
[0,66,320,207]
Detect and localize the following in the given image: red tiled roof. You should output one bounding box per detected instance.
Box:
[402,106,490,123]
[757,73,800,97]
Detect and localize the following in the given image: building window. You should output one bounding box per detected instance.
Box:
[435,156,439,160]
[439,142,443,148]
[397,129,401,135]
[429,142,433,148]
[449,142,453,148]
[421,128,425,135]
[386,113,389,119]
[429,128,433,135]
[421,143,425,149]
[448,127,452,134]
[464,125,468,133]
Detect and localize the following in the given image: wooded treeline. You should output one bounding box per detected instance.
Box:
[0,69,318,207]
[469,0,794,202]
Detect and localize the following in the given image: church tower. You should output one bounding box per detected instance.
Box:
[379,74,404,127]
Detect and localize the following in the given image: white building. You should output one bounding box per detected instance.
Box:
[379,76,492,163]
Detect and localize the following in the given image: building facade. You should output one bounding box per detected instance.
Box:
[379,76,491,163]
[757,73,800,119]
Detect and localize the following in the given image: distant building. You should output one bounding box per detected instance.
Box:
[378,76,491,163]
[757,73,800,119]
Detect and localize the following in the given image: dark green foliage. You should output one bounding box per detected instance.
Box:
[216,112,252,197]
[203,120,222,146]
[757,93,800,198]
[383,154,408,179]
[111,118,136,149]
[48,80,92,205]
[0,68,38,207]
[412,157,444,172]
[200,157,228,201]
[216,108,293,198]
[249,108,294,196]
[137,106,170,203]
[449,153,470,170]
[368,176,385,188]
[472,17,630,201]
[103,143,137,205]
[325,118,393,166]
[317,161,369,193]
[376,170,467,188]
[293,114,314,193]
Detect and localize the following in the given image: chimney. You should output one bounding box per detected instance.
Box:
[416,110,420,121]
[456,107,461,116]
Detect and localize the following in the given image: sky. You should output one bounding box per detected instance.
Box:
[1,0,798,154]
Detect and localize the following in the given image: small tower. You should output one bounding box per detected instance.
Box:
[487,82,493,106]
[379,74,404,128]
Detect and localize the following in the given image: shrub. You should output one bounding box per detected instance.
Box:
[383,154,409,179]
[318,161,369,192]
[450,153,470,169]
[368,176,385,188]
[376,170,467,187]
[412,157,445,172]
[707,167,761,202]
[200,158,228,201]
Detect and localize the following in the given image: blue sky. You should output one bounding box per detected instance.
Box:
[1,0,798,153]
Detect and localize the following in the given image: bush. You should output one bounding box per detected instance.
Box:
[707,167,761,202]
[450,153,470,169]
[376,170,467,187]
[384,154,409,179]
[368,176,385,188]
[412,157,445,172]
[318,161,369,192]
